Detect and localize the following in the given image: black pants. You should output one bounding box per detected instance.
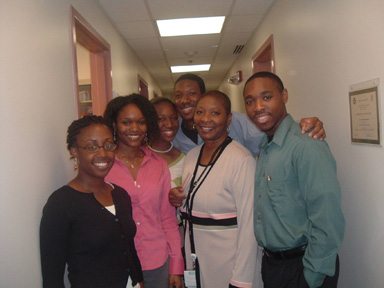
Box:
[261,254,340,288]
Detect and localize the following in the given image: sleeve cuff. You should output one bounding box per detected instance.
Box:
[169,257,185,275]
[303,267,326,288]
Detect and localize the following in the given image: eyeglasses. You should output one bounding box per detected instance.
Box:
[73,143,117,153]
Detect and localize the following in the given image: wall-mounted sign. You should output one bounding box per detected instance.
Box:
[349,78,380,145]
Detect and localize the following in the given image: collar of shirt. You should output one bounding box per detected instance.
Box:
[260,114,294,150]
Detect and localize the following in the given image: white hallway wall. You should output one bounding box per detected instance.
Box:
[0,0,160,287]
[221,0,384,287]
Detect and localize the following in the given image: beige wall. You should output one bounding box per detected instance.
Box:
[220,0,384,287]
[0,0,161,287]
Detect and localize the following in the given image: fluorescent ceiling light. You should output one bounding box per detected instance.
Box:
[171,64,211,73]
[157,16,225,37]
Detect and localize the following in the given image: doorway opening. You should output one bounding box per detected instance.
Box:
[252,34,275,74]
[70,7,112,117]
[138,75,149,98]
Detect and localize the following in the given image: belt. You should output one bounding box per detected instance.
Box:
[263,244,307,260]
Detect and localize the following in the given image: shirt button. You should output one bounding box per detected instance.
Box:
[115,218,119,222]
[138,240,141,243]
[136,204,140,207]
[137,184,141,188]
[137,222,140,225]
[258,215,261,220]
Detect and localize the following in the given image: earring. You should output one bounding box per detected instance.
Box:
[143,133,148,144]
[73,158,78,171]
[113,129,117,142]
[227,126,230,133]
[193,124,196,130]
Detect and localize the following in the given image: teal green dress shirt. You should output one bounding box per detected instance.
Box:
[254,114,345,288]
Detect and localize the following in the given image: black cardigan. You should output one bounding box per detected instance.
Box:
[40,184,143,288]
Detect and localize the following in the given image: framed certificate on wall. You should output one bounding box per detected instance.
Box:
[349,79,380,145]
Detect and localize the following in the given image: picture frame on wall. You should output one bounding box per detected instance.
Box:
[349,79,381,145]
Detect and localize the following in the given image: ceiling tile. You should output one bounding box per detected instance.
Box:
[116,20,157,39]
[220,32,252,46]
[98,0,150,22]
[165,47,216,59]
[160,34,221,50]
[147,0,233,19]
[128,38,162,52]
[224,15,264,33]
[232,0,275,15]
[168,56,214,66]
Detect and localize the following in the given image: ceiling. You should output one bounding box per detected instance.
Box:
[96,0,275,95]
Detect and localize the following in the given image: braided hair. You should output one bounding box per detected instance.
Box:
[66,115,112,152]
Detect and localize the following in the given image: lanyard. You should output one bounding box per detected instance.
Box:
[184,137,232,288]
[185,136,232,212]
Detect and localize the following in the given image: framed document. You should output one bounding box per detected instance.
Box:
[349,79,381,145]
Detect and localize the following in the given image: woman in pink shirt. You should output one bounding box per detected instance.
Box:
[104,94,184,288]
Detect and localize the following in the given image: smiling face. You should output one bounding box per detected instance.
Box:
[115,104,147,148]
[70,124,115,180]
[243,77,288,136]
[174,79,202,122]
[193,95,232,144]
[153,101,179,143]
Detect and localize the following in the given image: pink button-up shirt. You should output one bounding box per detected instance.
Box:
[106,147,184,274]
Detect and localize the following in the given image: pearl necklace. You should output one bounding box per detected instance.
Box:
[147,142,174,153]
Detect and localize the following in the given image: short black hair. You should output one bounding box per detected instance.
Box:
[199,90,231,115]
[174,73,206,94]
[150,97,178,113]
[66,115,112,151]
[244,71,285,93]
[104,94,160,145]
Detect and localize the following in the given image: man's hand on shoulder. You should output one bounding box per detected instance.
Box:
[300,117,326,140]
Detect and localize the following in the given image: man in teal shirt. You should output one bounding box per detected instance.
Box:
[243,72,345,288]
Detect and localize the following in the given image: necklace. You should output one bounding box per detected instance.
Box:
[147,142,174,153]
[117,151,144,169]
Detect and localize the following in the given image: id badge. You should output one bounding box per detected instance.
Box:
[184,270,197,288]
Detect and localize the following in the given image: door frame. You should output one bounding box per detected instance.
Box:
[252,34,275,74]
[70,6,113,117]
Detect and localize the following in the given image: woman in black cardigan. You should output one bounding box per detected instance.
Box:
[40,116,143,288]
